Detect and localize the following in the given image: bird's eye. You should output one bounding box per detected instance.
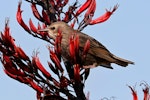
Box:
[50,27,55,30]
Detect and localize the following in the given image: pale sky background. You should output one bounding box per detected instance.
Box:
[0,0,150,100]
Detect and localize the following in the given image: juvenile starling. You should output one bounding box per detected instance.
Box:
[41,21,134,69]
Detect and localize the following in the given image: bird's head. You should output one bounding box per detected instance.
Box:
[39,21,72,40]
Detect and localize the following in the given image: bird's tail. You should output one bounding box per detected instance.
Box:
[112,55,134,67]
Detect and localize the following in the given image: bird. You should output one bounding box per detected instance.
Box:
[40,21,134,69]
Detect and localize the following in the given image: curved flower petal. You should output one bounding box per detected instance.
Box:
[74,64,80,83]
[42,9,51,24]
[15,46,29,60]
[128,86,138,100]
[16,1,31,33]
[31,3,43,22]
[49,49,63,73]
[75,0,92,16]
[26,78,43,93]
[82,39,90,57]
[33,56,51,79]
[29,18,37,33]
[84,0,96,19]
[90,5,118,25]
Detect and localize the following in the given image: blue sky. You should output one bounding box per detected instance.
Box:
[0,0,150,100]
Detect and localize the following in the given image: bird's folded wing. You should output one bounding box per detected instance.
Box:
[78,32,116,62]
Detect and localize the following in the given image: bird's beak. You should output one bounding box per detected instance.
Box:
[37,28,49,32]
[38,28,53,39]
[38,28,56,39]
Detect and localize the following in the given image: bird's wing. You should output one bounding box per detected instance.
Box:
[78,32,116,62]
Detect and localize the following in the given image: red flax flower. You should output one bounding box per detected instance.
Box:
[15,46,29,60]
[1,20,16,49]
[42,9,51,24]
[82,39,90,58]
[0,0,121,100]
[140,82,150,100]
[32,55,52,79]
[37,23,48,38]
[75,0,92,16]
[29,18,38,33]
[49,48,64,73]
[69,36,76,61]
[74,34,79,57]
[68,33,84,62]
[60,76,70,88]
[16,1,51,42]
[129,86,138,100]
[26,77,43,93]
[73,64,80,83]
[84,0,96,20]
[90,4,119,25]
[16,1,31,33]
[31,3,44,22]
[54,29,62,57]
[129,83,150,100]
[2,55,26,77]
[4,69,29,84]
[15,0,118,44]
